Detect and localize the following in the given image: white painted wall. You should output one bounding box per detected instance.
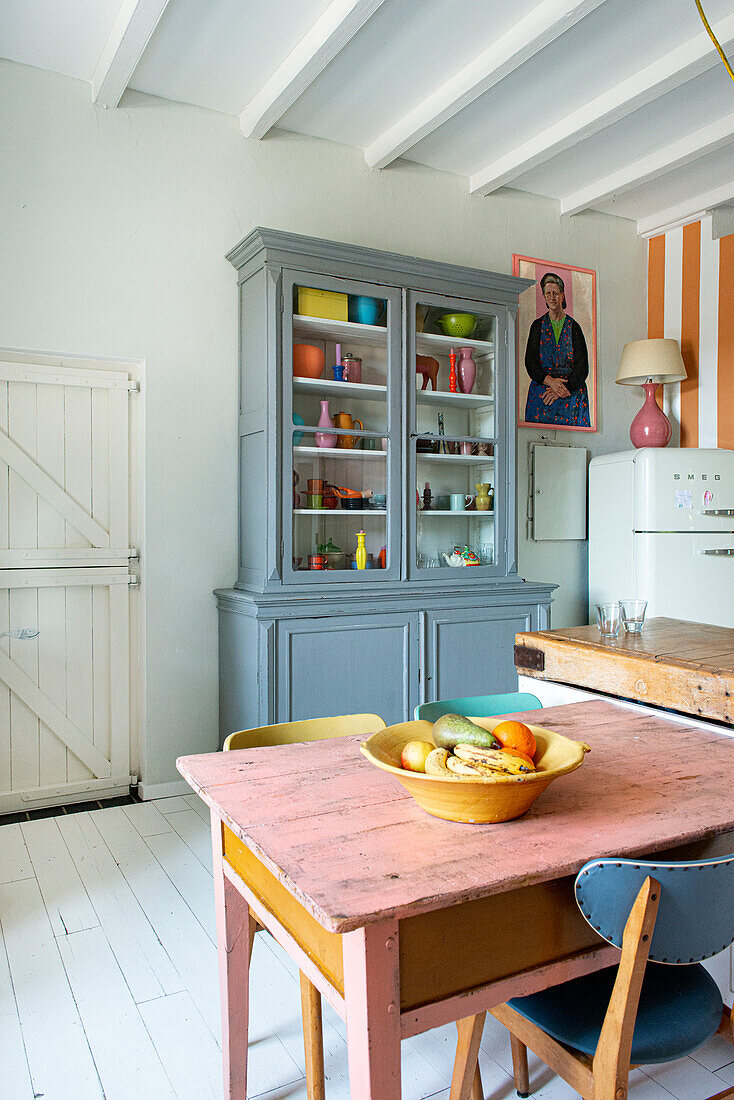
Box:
[0,60,645,785]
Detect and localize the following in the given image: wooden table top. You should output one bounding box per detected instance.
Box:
[515,618,734,725]
[178,700,734,934]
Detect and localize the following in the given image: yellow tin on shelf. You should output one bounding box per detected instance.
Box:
[297,286,348,321]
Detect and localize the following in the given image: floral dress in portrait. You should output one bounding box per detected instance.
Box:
[524,312,590,427]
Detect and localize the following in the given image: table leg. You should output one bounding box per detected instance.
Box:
[343,920,401,1099]
[212,814,253,1100]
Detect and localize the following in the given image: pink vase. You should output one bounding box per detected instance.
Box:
[629,382,671,447]
[457,347,476,394]
[315,400,337,448]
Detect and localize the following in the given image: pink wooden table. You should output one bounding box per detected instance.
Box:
[177,700,734,1099]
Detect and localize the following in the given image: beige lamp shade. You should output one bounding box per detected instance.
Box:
[615,338,687,386]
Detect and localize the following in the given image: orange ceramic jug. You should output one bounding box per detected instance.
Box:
[334,412,364,449]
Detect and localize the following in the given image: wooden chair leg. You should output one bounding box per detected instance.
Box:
[450,1013,486,1100]
[247,910,259,964]
[299,971,326,1100]
[510,1033,530,1098]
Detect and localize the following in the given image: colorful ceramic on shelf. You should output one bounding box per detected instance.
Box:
[349,296,384,326]
[416,354,439,391]
[293,413,305,446]
[315,400,337,448]
[458,347,476,394]
[437,313,477,338]
[334,412,363,449]
[355,531,367,570]
[293,344,325,378]
[475,483,491,511]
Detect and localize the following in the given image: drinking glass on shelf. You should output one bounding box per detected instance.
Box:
[620,599,648,634]
[479,543,493,565]
[595,602,621,638]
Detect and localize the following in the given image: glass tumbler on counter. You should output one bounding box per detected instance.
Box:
[620,599,647,634]
[595,602,621,638]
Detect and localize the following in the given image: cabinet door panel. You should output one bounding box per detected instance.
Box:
[277,614,417,726]
[425,607,533,703]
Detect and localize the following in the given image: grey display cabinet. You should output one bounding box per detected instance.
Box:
[217,228,555,737]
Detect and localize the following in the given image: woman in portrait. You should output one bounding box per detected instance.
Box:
[524,272,590,427]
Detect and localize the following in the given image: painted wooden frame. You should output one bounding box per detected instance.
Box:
[512,254,598,432]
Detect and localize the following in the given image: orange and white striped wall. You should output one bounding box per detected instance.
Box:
[647,215,733,450]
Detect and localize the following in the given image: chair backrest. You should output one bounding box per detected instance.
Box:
[575,854,734,963]
[414,692,542,723]
[224,713,387,751]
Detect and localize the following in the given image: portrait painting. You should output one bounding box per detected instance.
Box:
[513,255,597,433]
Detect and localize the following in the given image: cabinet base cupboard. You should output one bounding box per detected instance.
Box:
[217,229,555,736]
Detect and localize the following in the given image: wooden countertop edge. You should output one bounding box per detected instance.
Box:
[515,630,734,675]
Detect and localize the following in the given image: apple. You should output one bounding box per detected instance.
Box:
[400,740,435,773]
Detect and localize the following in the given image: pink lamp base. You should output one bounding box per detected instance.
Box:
[630,382,672,448]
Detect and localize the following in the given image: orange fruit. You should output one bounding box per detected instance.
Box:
[499,747,536,771]
[492,720,537,760]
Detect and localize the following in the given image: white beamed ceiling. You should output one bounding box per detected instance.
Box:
[3,0,734,233]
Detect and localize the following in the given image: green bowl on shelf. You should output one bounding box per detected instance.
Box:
[437,312,477,338]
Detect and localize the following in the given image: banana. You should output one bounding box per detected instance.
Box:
[424,748,479,780]
[445,754,487,776]
[454,743,534,776]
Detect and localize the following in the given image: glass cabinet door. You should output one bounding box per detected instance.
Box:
[406,289,506,579]
[281,270,402,583]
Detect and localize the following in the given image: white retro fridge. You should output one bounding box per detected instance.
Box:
[589,448,734,627]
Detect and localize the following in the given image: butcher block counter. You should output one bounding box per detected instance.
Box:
[515,617,734,727]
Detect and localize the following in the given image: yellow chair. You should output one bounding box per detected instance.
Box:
[224,713,386,1100]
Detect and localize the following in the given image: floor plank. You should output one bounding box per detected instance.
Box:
[166,807,213,872]
[0,934,34,1099]
[0,876,103,1097]
[144,829,217,942]
[57,811,184,1003]
[91,806,222,1038]
[0,822,33,884]
[152,796,191,815]
[139,991,225,1100]
[58,926,176,1099]
[183,792,210,823]
[21,816,99,936]
[123,800,174,837]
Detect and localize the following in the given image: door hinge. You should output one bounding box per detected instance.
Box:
[127,379,140,392]
[279,288,285,314]
[280,538,285,562]
[418,666,421,684]
[504,329,508,347]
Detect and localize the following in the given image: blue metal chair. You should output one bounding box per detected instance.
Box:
[487,854,734,1099]
[414,691,542,723]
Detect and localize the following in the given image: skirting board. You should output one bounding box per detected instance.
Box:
[137,779,192,801]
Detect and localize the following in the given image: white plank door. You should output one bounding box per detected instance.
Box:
[0,355,139,812]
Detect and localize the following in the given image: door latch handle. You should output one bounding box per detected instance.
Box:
[700,508,734,516]
[699,548,734,556]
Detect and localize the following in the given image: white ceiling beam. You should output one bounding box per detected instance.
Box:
[363,0,607,171]
[560,111,734,216]
[469,13,734,197]
[240,0,387,140]
[637,182,734,238]
[92,0,171,108]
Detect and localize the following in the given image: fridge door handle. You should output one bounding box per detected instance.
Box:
[700,508,734,516]
[699,547,734,556]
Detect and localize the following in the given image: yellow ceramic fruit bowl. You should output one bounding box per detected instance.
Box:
[360,717,589,824]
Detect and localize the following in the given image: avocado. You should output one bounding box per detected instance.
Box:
[431,713,500,751]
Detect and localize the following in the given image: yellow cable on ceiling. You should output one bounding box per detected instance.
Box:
[694,0,734,82]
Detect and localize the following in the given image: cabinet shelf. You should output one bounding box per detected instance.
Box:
[415,451,495,464]
[416,389,494,408]
[418,510,495,517]
[293,315,388,346]
[416,332,495,355]
[294,446,387,460]
[293,377,387,401]
[295,508,386,516]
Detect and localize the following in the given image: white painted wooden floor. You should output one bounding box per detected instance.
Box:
[2,797,734,1099]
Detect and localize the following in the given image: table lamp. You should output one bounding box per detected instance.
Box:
[615,338,687,448]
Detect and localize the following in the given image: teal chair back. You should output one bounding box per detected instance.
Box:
[414,691,542,723]
[575,854,734,963]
